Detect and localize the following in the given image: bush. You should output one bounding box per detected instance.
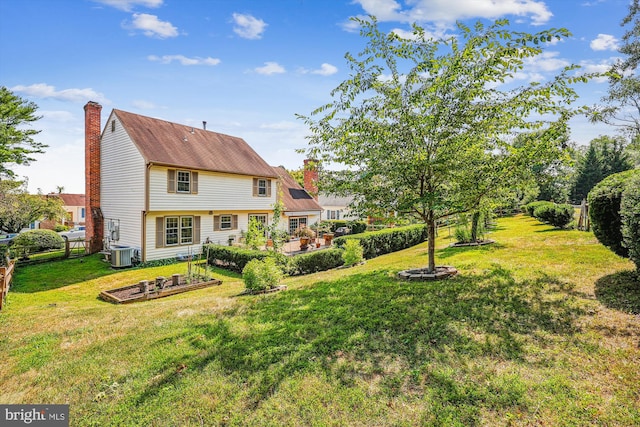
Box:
[12,229,65,253]
[287,249,344,276]
[342,239,364,266]
[524,201,551,217]
[532,203,574,228]
[621,173,640,270]
[205,244,273,273]
[588,170,639,258]
[242,257,283,292]
[54,225,69,232]
[333,224,427,259]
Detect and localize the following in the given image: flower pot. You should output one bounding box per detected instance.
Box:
[324,233,334,246]
[299,237,310,250]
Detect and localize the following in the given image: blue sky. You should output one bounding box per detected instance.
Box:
[0,0,631,194]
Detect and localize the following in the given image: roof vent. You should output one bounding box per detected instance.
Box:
[190,127,194,134]
[203,121,207,130]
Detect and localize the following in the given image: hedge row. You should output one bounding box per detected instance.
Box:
[524,201,574,228]
[333,224,428,259]
[588,169,640,270]
[204,244,345,276]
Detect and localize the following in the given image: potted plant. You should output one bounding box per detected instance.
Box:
[295,226,315,250]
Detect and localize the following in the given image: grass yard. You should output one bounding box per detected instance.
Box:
[0,215,638,426]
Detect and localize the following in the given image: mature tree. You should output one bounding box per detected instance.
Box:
[590,0,640,137]
[299,17,585,272]
[570,135,632,203]
[0,180,65,233]
[571,144,603,203]
[0,87,46,178]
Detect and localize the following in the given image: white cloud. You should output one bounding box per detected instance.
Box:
[10,83,109,103]
[590,34,619,51]
[125,13,178,38]
[147,54,221,65]
[352,0,552,25]
[254,62,286,75]
[309,63,338,76]
[232,13,267,39]
[93,0,163,11]
[579,59,616,82]
[523,51,570,72]
[40,110,76,122]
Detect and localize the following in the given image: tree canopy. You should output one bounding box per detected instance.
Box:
[0,86,46,178]
[0,180,65,234]
[298,17,586,272]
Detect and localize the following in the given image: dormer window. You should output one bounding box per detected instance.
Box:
[252,178,271,197]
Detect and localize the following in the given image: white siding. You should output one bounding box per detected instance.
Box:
[148,167,275,212]
[101,113,146,249]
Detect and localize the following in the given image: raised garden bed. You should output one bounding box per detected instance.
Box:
[100,274,222,304]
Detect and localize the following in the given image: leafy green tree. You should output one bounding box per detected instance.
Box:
[590,0,640,137]
[0,180,65,233]
[299,18,585,272]
[0,87,46,178]
[570,135,632,203]
[245,217,266,250]
[571,144,603,203]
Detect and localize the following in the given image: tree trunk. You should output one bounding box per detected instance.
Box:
[470,211,481,243]
[427,215,436,273]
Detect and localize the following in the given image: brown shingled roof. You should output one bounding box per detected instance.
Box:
[113,109,277,178]
[272,166,322,213]
[50,193,85,207]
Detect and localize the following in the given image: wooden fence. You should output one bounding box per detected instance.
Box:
[0,260,16,311]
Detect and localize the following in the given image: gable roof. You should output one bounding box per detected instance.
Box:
[49,193,85,207]
[112,109,277,178]
[272,166,322,213]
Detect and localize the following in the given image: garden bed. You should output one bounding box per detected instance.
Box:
[99,275,222,304]
[448,239,495,247]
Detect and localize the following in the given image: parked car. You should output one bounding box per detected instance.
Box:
[0,233,18,245]
[59,226,86,241]
[334,226,351,237]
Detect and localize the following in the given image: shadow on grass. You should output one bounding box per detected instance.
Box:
[594,270,640,315]
[133,266,586,423]
[435,242,507,259]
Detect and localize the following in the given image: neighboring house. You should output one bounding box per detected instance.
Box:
[84,101,283,262]
[58,194,86,226]
[272,166,322,234]
[317,194,359,222]
[37,193,86,230]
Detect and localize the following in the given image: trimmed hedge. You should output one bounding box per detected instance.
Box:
[524,201,551,217]
[621,173,640,270]
[12,229,65,252]
[588,170,639,258]
[532,203,574,228]
[204,244,273,273]
[287,249,345,276]
[333,224,428,259]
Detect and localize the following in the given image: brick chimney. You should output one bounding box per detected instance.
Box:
[84,101,103,254]
[303,159,318,200]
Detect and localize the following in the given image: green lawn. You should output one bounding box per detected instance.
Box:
[1,215,638,426]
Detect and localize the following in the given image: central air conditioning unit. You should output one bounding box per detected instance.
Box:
[111,246,134,268]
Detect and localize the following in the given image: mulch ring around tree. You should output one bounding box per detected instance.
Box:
[100,275,222,304]
[397,265,458,281]
[448,239,496,248]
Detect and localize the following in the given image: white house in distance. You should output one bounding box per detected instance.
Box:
[317,194,359,222]
[84,101,321,262]
[58,193,86,226]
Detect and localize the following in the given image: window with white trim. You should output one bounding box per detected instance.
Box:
[165,217,179,246]
[258,179,267,196]
[177,170,191,193]
[181,216,193,244]
[220,215,232,230]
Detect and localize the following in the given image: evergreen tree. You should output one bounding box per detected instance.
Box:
[571,144,603,203]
